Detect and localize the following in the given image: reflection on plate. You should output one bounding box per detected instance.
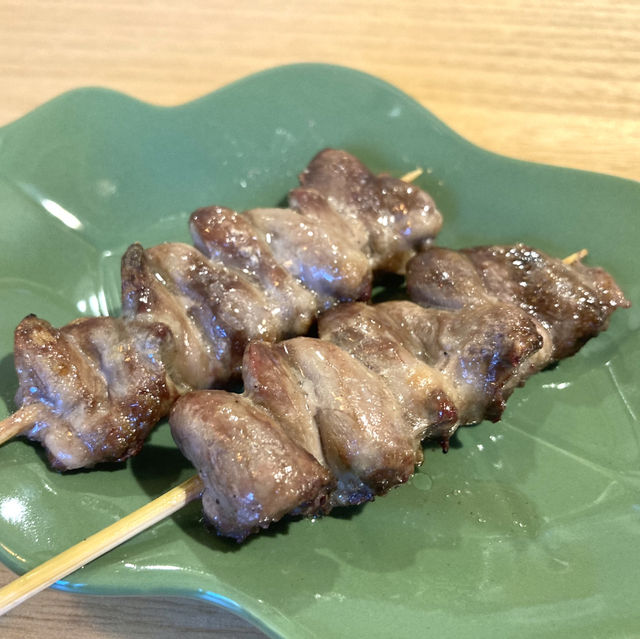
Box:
[0,64,638,638]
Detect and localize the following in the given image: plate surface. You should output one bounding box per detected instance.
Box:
[0,64,638,638]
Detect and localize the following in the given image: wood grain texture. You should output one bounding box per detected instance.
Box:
[0,1,638,637]
[0,0,638,180]
[0,563,265,638]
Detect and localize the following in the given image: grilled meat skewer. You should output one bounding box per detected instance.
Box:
[170,246,629,541]
[170,298,554,541]
[4,150,443,470]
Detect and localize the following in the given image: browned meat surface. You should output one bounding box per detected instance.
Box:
[122,242,281,389]
[383,301,550,423]
[170,391,334,542]
[121,242,214,391]
[190,206,317,335]
[122,150,442,388]
[269,338,420,506]
[317,303,459,445]
[13,315,178,470]
[244,339,420,507]
[289,187,369,255]
[300,149,443,272]
[320,301,549,446]
[242,206,372,308]
[407,244,630,361]
[8,149,443,471]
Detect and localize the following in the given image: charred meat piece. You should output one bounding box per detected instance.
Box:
[190,206,317,335]
[407,244,630,360]
[245,338,421,507]
[379,301,550,425]
[317,303,459,445]
[300,148,443,272]
[242,206,372,308]
[14,315,178,470]
[122,242,281,389]
[170,391,334,542]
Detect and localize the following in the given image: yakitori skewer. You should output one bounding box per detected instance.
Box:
[0,298,546,610]
[0,151,442,467]
[0,247,629,612]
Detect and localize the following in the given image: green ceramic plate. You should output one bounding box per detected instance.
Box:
[0,64,638,638]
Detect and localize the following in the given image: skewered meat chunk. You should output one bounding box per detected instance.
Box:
[244,339,421,507]
[14,315,178,470]
[6,149,443,471]
[318,301,550,448]
[243,341,326,465]
[170,391,334,542]
[170,296,549,540]
[406,244,630,360]
[190,206,317,335]
[122,242,282,390]
[288,187,369,255]
[241,206,372,308]
[378,301,551,424]
[317,303,459,445]
[300,149,443,272]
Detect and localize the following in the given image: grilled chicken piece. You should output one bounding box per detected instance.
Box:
[243,341,326,465]
[13,315,178,470]
[317,303,459,445]
[190,206,317,335]
[244,338,420,507]
[242,206,372,308]
[170,391,334,542]
[300,148,443,272]
[407,245,630,361]
[380,301,550,424]
[319,301,549,449]
[122,242,281,390]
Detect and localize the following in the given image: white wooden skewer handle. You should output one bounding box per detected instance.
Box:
[0,474,203,615]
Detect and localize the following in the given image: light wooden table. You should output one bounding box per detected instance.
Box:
[0,1,638,637]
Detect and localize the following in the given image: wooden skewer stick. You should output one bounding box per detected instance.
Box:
[400,168,423,183]
[562,248,588,265]
[0,405,40,446]
[0,474,204,615]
